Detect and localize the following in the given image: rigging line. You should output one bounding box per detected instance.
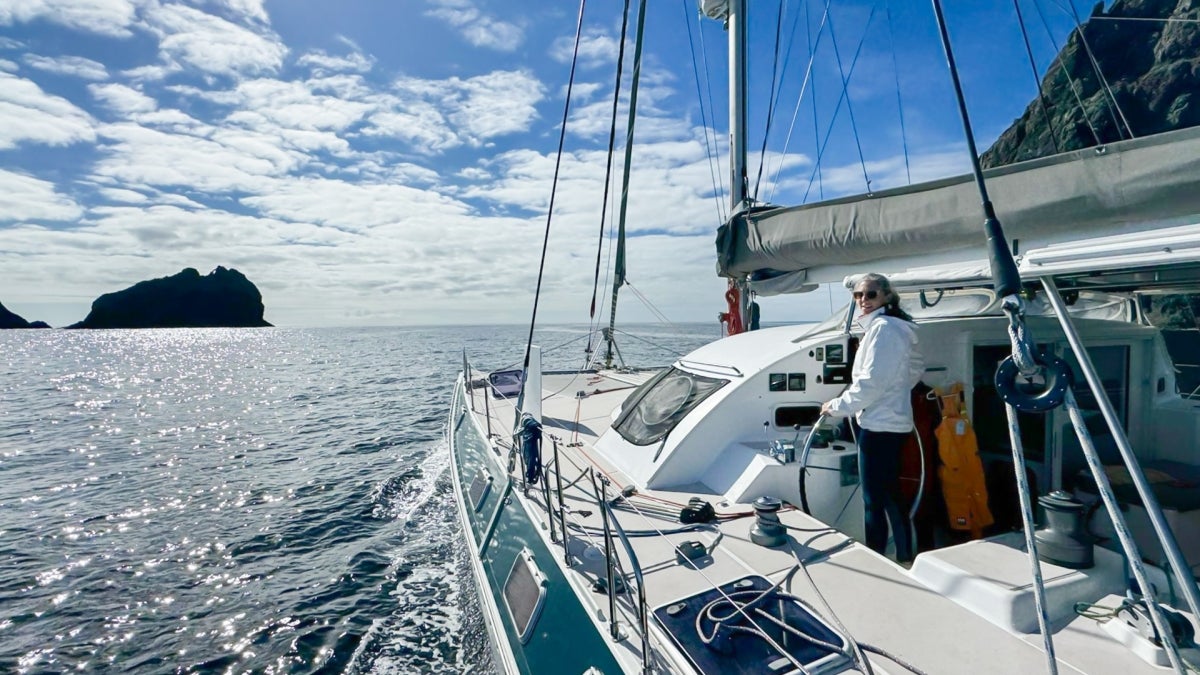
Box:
[607,488,819,673]
[884,0,911,184]
[808,0,824,200]
[623,285,671,326]
[1013,0,1062,156]
[604,0,650,368]
[497,330,600,373]
[612,327,688,357]
[800,3,878,204]
[784,554,876,675]
[682,0,727,227]
[695,3,728,224]
[751,0,789,204]
[593,153,620,348]
[587,0,633,324]
[929,0,1023,300]
[769,0,833,204]
[522,0,588,376]
[541,369,591,402]
[1055,0,1135,140]
[623,281,680,331]
[1030,0,1103,147]
[825,2,877,193]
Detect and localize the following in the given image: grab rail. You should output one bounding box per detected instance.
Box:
[603,498,651,674]
[592,474,652,674]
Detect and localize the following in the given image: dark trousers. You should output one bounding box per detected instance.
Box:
[859,428,914,562]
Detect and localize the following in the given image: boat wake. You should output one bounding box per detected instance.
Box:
[348,441,496,674]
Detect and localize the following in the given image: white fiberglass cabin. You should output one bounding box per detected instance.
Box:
[598,237,1200,575]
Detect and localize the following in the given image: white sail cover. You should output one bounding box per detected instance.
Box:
[717,126,1200,284]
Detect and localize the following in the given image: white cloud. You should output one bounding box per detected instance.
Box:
[0,71,96,149]
[0,58,16,72]
[122,62,179,82]
[362,101,459,154]
[210,0,269,24]
[229,77,373,132]
[378,70,544,153]
[0,169,84,222]
[90,121,290,194]
[0,0,139,38]
[89,82,157,114]
[143,3,287,78]
[95,187,149,203]
[425,0,523,51]
[297,49,373,75]
[240,177,473,232]
[551,31,619,68]
[23,54,109,80]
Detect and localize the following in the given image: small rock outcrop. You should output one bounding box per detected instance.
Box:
[0,301,49,329]
[982,0,1200,167]
[68,267,272,329]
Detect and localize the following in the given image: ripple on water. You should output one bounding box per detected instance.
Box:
[0,324,711,673]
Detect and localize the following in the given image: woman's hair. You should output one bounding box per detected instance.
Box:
[858,272,914,322]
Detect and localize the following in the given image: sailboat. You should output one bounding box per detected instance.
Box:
[448,1,1200,673]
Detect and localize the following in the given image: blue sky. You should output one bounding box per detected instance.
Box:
[0,0,1094,327]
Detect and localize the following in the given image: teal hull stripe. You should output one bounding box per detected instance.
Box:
[452,381,624,675]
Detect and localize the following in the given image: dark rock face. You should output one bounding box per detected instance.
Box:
[68,267,272,329]
[0,301,49,329]
[982,0,1200,167]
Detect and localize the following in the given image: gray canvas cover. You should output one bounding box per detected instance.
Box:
[717,126,1200,281]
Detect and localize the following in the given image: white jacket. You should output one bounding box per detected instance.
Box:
[825,307,923,433]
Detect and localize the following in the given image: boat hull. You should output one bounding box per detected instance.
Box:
[448,377,624,675]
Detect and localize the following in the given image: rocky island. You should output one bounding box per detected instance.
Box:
[982,0,1200,167]
[0,301,50,329]
[68,267,272,329]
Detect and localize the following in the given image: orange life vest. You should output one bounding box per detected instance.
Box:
[934,383,994,538]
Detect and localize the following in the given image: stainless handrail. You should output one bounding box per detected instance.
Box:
[588,473,653,673]
[553,437,568,553]
[595,477,620,642]
[601,491,652,674]
[541,451,558,544]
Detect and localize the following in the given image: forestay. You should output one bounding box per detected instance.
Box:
[716,125,1200,288]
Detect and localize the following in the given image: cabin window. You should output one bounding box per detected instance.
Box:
[503,548,547,644]
[769,373,787,391]
[1063,345,1129,427]
[769,373,805,392]
[972,345,1047,461]
[775,406,821,429]
[489,369,524,399]
[613,367,727,446]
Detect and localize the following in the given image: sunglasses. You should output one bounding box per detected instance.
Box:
[852,289,880,300]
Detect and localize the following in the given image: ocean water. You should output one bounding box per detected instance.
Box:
[0,324,721,674]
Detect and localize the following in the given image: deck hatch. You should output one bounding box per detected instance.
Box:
[653,575,851,675]
[468,470,493,512]
[503,548,547,644]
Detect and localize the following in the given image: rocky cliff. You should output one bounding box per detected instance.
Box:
[982,0,1200,167]
[68,267,272,329]
[0,301,49,329]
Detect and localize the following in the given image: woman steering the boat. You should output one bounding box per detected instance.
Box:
[820,273,923,563]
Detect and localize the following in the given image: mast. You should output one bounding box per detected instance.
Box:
[730,0,753,332]
[728,0,749,214]
[707,0,754,334]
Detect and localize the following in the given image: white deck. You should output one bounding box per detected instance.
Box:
[462,370,1191,675]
